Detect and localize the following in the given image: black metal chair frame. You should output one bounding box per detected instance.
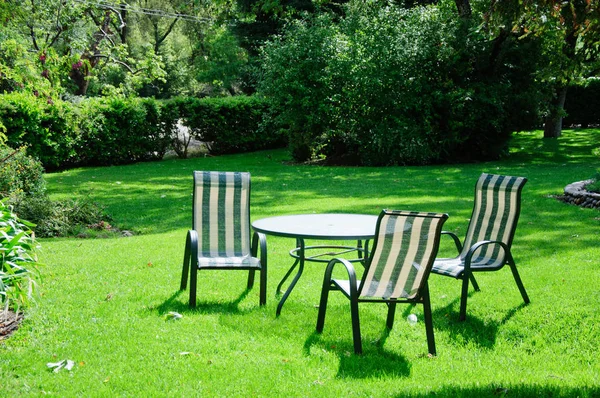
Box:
[434,174,530,321]
[180,229,267,307]
[316,210,448,355]
[179,171,267,308]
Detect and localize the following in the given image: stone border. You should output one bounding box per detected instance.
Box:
[560,180,600,209]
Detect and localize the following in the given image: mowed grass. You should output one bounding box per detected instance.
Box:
[1,129,599,396]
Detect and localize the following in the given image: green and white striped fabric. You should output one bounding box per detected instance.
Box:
[357,211,447,300]
[192,171,259,268]
[432,173,527,277]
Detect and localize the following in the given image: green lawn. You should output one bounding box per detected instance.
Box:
[1,129,599,397]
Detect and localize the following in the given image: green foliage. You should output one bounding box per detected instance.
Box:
[0,144,109,238]
[585,170,600,193]
[0,145,46,202]
[0,93,279,169]
[181,95,286,155]
[259,1,545,165]
[0,199,41,311]
[13,196,111,238]
[0,92,78,170]
[74,97,171,167]
[564,78,600,128]
[193,26,248,95]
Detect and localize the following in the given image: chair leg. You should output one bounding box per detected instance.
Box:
[469,274,480,291]
[350,299,362,355]
[316,283,331,333]
[180,238,191,290]
[247,270,255,289]
[508,262,530,304]
[422,284,436,356]
[386,301,397,329]
[259,268,267,306]
[189,266,198,308]
[458,274,470,321]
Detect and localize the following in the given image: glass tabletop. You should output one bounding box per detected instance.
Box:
[252,213,378,240]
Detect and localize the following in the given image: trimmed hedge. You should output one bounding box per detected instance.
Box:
[0,92,78,170]
[0,93,280,170]
[180,96,286,155]
[76,97,171,167]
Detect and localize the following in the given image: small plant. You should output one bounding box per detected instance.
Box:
[585,172,600,193]
[14,196,113,238]
[0,199,41,311]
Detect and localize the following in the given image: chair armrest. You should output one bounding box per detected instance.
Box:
[324,258,358,297]
[252,231,267,269]
[186,229,199,259]
[441,231,463,254]
[463,240,509,271]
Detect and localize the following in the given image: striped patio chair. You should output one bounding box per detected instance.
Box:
[180,171,267,308]
[431,173,530,321]
[316,210,448,355]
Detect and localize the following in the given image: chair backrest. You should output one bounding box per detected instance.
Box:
[192,171,251,258]
[360,210,448,300]
[460,173,527,266]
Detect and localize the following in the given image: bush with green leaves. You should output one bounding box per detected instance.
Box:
[0,145,46,202]
[0,92,78,170]
[258,1,545,165]
[13,195,111,238]
[181,95,286,155]
[0,145,110,238]
[76,97,171,167]
[564,78,600,128]
[0,92,282,169]
[0,199,41,311]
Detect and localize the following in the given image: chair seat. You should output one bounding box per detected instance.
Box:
[334,279,415,300]
[432,256,504,278]
[198,255,261,269]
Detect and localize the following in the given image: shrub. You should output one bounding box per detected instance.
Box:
[585,172,600,194]
[13,196,111,238]
[0,92,78,170]
[564,78,600,128]
[258,1,544,165]
[0,199,41,311]
[181,96,286,155]
[0,145,45,202]
[77,97,171,166]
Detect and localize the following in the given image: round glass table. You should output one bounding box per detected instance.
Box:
[252,213,378,316]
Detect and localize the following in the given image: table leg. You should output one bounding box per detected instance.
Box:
[276,238,305,316]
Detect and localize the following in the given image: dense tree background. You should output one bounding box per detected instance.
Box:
[1,0,599,165]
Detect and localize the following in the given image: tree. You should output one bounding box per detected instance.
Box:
[485,0,600,137]
[0,0,167,97]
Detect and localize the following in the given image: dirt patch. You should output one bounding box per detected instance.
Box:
[0,310,23,340]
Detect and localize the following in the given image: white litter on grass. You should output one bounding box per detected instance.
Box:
[165,311,183,321]
[407,314,418,326]
[47,359,75,373]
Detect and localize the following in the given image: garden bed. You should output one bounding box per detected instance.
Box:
[559,180,600,209]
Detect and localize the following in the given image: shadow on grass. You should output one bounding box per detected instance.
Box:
[432,295,529,349]
[152,288,254,316]
[395,384,600,397]
[303,329,412,379]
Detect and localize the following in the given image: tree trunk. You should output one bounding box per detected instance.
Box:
[455,0,472,18]
[543,85,568,138]
[69,10,112,96]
